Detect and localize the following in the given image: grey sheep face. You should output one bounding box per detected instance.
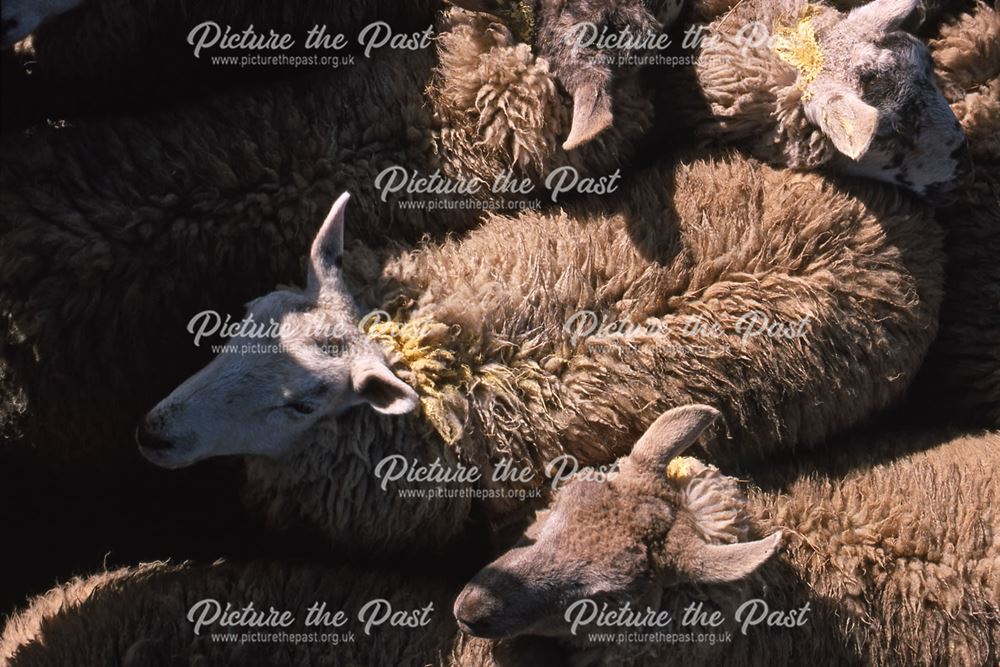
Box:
[137,194,418,469]
[801,0,971,198]
[1,0,83,46]
[454,405,782,639]
[449,0,684,150]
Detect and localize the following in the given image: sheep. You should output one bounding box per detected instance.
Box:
[1,0,444,129]
[910,167,1000,428]
[928,0,999,164]
[0,559,566,667]
[3,0,678,152]
[7,412,995,666]
[137,150,944,558]
[659,0,972,199]
[455,404,1000,666]
[908,1,1000,427]
[0,7,653,468]
[751,0,974,34]
[448,0,687,149]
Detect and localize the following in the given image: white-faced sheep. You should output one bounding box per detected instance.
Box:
[0,559,565,667]
[751,0,976,35]
[138,150,944,558]
[0,7,653,467]
[456,405,1000,666]
[660,0,972,199]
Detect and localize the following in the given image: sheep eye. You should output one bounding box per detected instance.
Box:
[285,401,316,416]
[319,337,345,356]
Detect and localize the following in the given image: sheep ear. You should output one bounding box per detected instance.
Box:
[804,84,879,161]
[564,84,614,151]
[628,405,721,473]
[307,192,350,295]
[351,360,420,415]
[675,532,783,583]
[845,0,918,33]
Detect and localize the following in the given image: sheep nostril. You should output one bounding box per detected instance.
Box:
[454,587,504,637]
[135,424,174,451]
[456,617,493,636]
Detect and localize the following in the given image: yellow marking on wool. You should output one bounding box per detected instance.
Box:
[772,5,826,100]
[501,0,537,45]
[365,317,477,444]
[365,315,565,446]
[666,456,700,481]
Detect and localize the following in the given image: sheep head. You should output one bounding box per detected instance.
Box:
[136,194,418,469]
[453,404,782,639]
[788,0,971,199]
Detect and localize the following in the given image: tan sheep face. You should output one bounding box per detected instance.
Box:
[804,0,971,199]
[454,405,782,640]
[136,195,418,469]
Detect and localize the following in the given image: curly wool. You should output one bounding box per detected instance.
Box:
[668,457,750,544]
[664,0,841,168]
[243,152,943,557]
[430,10,562,173]
[930,0,1000,162]
[575,427,1000,667]
[0,560,557,667]
[741,428,1000,667]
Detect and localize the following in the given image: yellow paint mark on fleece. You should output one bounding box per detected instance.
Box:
[666,456,702,482]
[366,315,565,447]
[365,317,476,445]
[501,0,537,46]
[772,5,825,100]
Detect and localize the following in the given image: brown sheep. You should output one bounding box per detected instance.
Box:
[0,560,564,667]
[449,0,687,149]
[457,405,1000,666]
[908,0,1000,427]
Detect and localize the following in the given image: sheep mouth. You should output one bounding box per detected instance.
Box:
[136,434,202,469]
[455,618,512,639]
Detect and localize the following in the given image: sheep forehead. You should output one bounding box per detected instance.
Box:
[244,291,360,343]
[205,292,366,390]
[541,479,676,555]
[522,485,655,590]
[823,26,928,94]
